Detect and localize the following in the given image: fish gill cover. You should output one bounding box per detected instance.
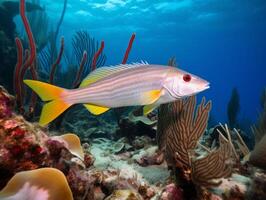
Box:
[0,0,266,200]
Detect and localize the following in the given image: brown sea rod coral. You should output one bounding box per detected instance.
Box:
[158,96,211,167]
[191,133,232,187]
[157,96,233,199]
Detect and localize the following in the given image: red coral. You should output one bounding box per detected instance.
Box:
[11,128,26,139]
[9,145,24,157]
[92,41,105,71]
[122,33,136,64]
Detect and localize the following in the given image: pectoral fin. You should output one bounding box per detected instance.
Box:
[142,90,161,105]
[143,103,158,116]
[84,104,110,115]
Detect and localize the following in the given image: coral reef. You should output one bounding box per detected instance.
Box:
[1,1,265,198]
[0,86,94,198]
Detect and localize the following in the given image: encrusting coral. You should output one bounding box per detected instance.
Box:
[0,86,96,199]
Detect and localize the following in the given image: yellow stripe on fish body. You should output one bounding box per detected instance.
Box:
[79,63,151,115]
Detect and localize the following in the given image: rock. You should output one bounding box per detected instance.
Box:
[246,170,266,200]
[159,183,183,200]
[105,190,143,200]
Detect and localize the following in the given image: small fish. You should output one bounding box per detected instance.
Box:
[24,62,210,126]
[0,168,73,200]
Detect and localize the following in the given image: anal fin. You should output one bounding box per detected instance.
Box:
[84,104,110,115]
[143,103,158,116]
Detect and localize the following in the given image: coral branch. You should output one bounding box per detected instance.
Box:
[92,41,104,71]
[20,0,36,68]
[191,133,232,187]
[71,31,106,76]
[20,49,30,106]
[73,51,87,88]
[13,38,23,108]
[122,33,136,64]
[158,96,211,168]
[49,37,64,84]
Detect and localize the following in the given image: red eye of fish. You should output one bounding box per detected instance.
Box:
[183,74,191,82]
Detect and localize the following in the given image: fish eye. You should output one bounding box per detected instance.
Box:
[183,74,191,82]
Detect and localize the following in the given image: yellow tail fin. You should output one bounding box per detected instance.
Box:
[24,80,72,126]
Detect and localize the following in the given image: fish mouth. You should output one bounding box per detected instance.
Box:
[204,83,210,90]
[198,83,210,92]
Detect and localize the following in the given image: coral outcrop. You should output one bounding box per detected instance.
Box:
[157,96,233,199]
[0,86,95,199]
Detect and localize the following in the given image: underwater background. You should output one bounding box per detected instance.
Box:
[14,0,266,122]
[1,0,266,200]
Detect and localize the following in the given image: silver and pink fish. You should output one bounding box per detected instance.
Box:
[24,62,210,126]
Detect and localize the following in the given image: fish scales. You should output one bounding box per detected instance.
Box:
[65,66,170,107]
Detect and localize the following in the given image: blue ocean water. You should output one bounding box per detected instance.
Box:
[16,0,266,124]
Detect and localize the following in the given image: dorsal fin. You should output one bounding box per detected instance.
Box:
[79,61,149,88]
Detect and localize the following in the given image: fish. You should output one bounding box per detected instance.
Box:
[0,168,73,200]
[24,62,210,126]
